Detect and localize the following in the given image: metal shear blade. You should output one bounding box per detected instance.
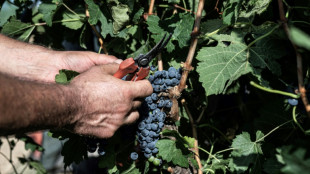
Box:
[135,33,172,67]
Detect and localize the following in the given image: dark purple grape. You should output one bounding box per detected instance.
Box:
[138,122,146,130]
[142,129,150,136]
[158,100,165,108]
[152,148,158,153]
[154,71,162,78]
[148,75,155,82]
[98,146,106,156]
[145,96,153,104]
[130,152,139,160]
[145,147,152,153]
[288,98,298,106]
[145,124,152,130]
[144,153,152,158]
[145,136,153,143]
[147,142,156,149]
[151,93,158,100]
[165,100,173,108]
[151,124,158,131]
[150,103,157,110]
[150,66,157,71]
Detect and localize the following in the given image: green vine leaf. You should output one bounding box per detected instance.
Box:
[239,0,272,22]
[61,12,84,30]
[61,135,88,168]
[38,2,58,26]
[98,146,117,173]
[279,146,310,174]
[1,18,32,37]
[290,27,310,51]
[222,0,242,25]
[196,34,251,96]
[0,1,19,27]
[85,0,102,25]
[229,131,264,173]
[156,139,189,168]
[55,69,79,84]
[29,161,47,174]
[111,4,130,34]
[15,134,44,152]
[147,13,194,52]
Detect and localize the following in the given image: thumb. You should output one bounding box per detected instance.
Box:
[100,63,120,75]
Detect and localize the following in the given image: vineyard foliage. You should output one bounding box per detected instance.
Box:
[1,0,310,173]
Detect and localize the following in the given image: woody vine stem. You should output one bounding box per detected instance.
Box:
[277,0,310,118]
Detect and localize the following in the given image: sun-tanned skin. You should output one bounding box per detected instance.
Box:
[0,34,153,138]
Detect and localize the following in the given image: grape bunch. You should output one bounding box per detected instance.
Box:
[133,67,182,164]
[84,137,107,156]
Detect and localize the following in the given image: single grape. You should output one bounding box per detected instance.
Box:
[154,71,162,78]
[151,123,158,131]
[145,124,152,130]
[151,93,158,100]
[145,136,153,143]
[140,141,147,148]
[130,152,139,160]
[148,75,155,82]
[158,100,165,108]
[152,148,158,154]
[145,148,152,153]
[150,66,157,71]
[138,122,146,130]
[145,96,153,104]
[153,78,161,85]
[150,103,157,110]
[288,98,298,106]
[162,71,168,78]
[144,153,152,158]
[158,122,164,129]
[165,100,173,108]
[141,129,150,137]
[98,146,106,156]
[153,158,161,166]
[148,156,155,162]
[147,142,156,149]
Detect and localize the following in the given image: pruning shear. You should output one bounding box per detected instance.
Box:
[113,33,172,81]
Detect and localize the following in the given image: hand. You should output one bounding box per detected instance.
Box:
[68,63,153,138]
[0,34,121,83]
[38,51,121,83]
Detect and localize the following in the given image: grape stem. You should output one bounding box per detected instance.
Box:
[181,99,203,174]
[84,4,108,54]
[277,0,310,118]
[249,81,300,99]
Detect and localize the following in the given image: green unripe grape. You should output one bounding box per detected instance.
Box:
[153,158,160,166]
[148,156,155,162]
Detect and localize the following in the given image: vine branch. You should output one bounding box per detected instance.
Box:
[178,0,205,92]
[277,0,310,118]
[181,99,203,174]
[173,4,195,14]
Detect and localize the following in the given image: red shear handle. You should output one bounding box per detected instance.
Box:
[113,58,138,79]
[131,67,150,81]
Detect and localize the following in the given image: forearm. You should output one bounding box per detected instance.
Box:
[0,73,80,136]
[0,34,63,81]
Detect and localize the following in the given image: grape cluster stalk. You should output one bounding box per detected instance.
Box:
[132,66,182,165]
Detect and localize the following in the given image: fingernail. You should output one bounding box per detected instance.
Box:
[114,59,123,64]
